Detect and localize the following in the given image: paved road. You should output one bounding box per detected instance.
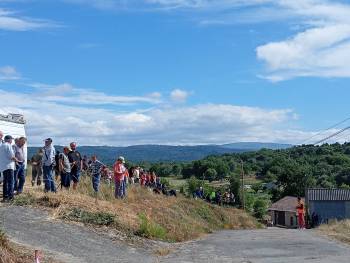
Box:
[1,206,350,263]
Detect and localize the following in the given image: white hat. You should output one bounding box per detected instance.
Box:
[118,156,125,163]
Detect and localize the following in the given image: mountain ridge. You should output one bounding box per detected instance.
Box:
[28,142,292,164]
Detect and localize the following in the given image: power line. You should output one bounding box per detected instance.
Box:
[313,126,350,145]
[299,117,350,145]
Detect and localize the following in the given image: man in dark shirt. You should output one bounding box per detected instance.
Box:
[68,142,82,190]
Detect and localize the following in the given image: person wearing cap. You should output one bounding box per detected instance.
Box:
[59,147,71,189]
[113,156,127,198]
[68,142,83,190]
[0,135,18,201]
[13,136,27,194]
[42,138,56,193]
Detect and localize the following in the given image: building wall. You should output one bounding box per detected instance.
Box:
[270,210,297,228]
[309,201,350,223]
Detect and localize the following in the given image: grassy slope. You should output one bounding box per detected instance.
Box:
[0,229,37,263]
[18,174,259,242]
[318,220,350,245]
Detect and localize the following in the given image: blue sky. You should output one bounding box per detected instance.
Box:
[1,0,350,146]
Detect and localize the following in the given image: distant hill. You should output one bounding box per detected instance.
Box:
[221,142,292,150]
[28,142,292,164]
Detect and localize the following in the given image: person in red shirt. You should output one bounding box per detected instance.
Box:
[113,156,126,198]
[296,197,305,229]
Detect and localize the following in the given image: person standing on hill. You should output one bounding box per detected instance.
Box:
[113,156,127,198]
[13,137,27,194]
[42,138,56,193]
[59,147,72,190]
[68,142,83,190]
[89,155,104,195]
[31,148,44,186]
[296,197,305,229]
[0,135,18,202]
[0,130,3,184]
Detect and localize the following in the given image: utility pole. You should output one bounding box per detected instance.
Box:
[241,160,245,211]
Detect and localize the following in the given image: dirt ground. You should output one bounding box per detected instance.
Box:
[1,205,350,263]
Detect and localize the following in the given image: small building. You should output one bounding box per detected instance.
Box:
[268,196,302,228]
[306,188,350,224]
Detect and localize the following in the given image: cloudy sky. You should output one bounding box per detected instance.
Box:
[1,0,350,146]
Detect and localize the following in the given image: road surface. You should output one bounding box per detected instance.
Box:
[1,206,350,263]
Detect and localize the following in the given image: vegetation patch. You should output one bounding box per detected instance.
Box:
[12,193,35,206]
[318,220,350,245]
[137,213,167,240]
[62,207,116,226]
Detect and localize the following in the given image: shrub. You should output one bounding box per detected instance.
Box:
[12,193,35,206]
[62,208,116,226]
[137,213,167,240]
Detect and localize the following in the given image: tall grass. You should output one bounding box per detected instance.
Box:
[318,220,350,244]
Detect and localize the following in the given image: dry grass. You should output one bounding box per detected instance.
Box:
[0,228,50,263]
[21,175,259,242]
[318,220,350,245]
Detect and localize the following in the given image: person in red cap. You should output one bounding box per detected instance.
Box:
[68,142,83,190]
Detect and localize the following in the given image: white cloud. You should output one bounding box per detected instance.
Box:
[0,66,20,80]
[256,0,350,81]
[0,88,310,146]
[170,89,190,103]
[0,8,57,31]
[28,83,162,105]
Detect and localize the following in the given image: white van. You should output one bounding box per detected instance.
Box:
[0,113,27,182]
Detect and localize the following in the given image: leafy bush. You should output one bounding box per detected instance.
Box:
[137,213,167,240]
[63,208,116,226]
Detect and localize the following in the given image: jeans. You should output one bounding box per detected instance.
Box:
[60,171,71,189]
[14,163,25,193]
[2,169,14,200]
[92,174,100,192]
[71,169,81,183]
[115,179,124,198]
[43,165,56,192]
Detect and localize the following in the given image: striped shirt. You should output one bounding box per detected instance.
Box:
[89,160,104,175]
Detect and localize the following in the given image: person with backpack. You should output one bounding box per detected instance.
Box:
[42,138,56,193]
[68,142,83,190]
[59,147,71,190]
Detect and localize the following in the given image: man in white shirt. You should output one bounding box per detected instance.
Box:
[0,135,18,202]
[42,138,56,193]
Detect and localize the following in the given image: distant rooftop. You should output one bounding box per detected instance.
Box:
[269,196,303,213]
[306,188,350,201]
[0,113,26,124]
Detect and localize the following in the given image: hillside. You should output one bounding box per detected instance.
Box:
[14,176,259,243]
[28,142,291,164]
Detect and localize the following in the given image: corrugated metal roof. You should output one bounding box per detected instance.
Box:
[307,188,350,201]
